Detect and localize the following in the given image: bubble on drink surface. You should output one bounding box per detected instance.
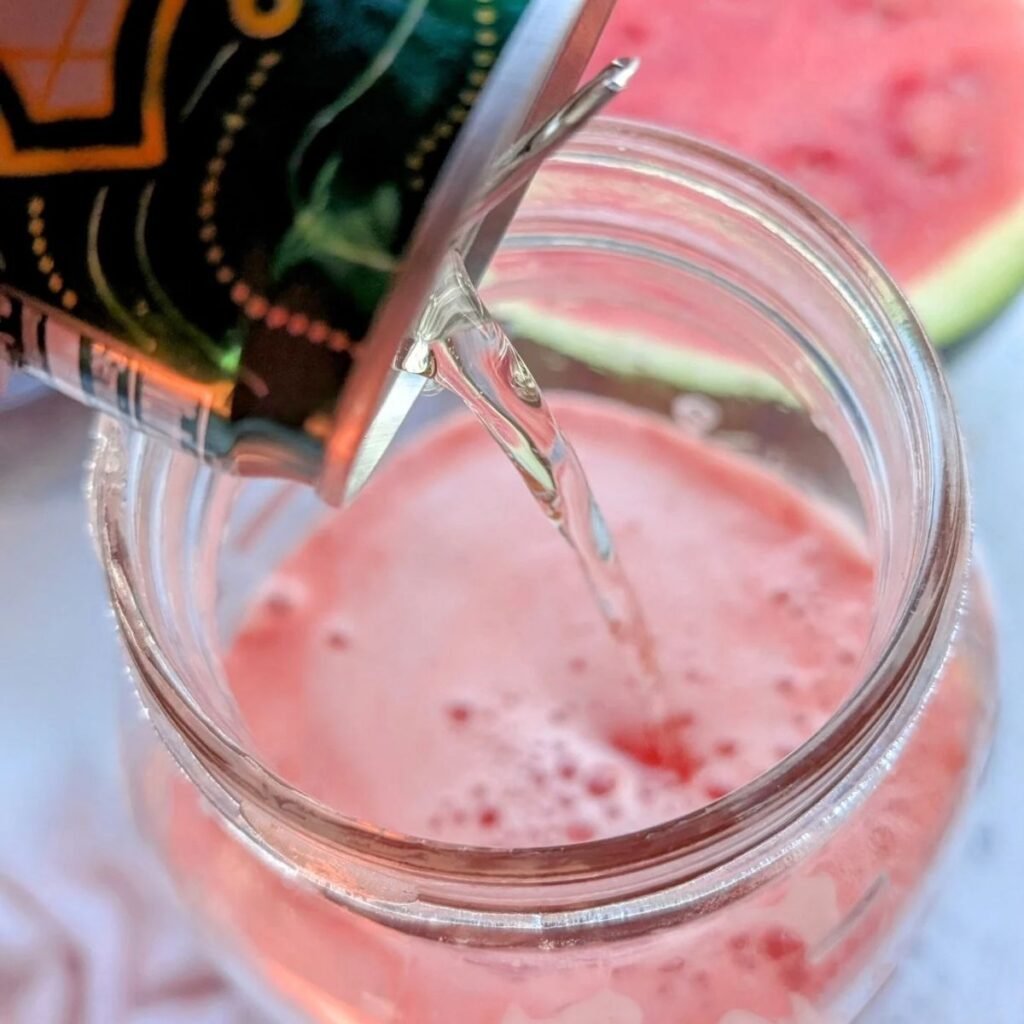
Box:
[837,645,858,666]
[446,702,474,725]
[704,781,730,801]
[586,765,618,798]
[714,738,739,758]
[260,577,307,615]
[323,624,351,650]
[478,806,501,829]
[566,820,596,842]
[791,711,812,731]
[775,675,797,696]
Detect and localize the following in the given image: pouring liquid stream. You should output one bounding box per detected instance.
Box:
[406,254,669,738]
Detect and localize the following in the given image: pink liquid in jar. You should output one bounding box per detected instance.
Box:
[158,396,984,1024]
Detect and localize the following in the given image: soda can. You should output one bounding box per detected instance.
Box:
[0,0,614,498]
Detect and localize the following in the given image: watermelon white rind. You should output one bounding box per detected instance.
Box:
[909,196,1024,346]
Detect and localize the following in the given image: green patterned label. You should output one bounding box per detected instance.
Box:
[0,0,527,466]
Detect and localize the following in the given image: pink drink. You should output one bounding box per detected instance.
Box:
[162,396,980,1023]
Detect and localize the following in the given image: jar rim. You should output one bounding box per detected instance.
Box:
[90,118,970,927]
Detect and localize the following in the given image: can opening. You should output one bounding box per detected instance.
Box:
[318,0,621,504]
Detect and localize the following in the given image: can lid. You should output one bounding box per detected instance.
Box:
[319,0,616,503]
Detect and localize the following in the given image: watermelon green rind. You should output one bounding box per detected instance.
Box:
[497,301,797,407]
[909,195,1024,347]
[497,191,1024,399]
[499,183,1024,397]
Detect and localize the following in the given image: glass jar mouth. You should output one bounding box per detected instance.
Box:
[90,118,970,922]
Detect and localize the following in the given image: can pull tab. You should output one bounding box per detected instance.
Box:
[460,57,640,232]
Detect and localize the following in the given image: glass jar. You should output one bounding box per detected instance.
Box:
[91,120,996,1024]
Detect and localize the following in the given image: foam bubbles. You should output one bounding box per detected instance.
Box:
[566,821,595,842]
[586,765,618,798]
[323,625,350,651]
[447,702,473,725]
[478,806,501,829]
[774,676,796,696]
[260,577,307,616]
[704,781,730,801]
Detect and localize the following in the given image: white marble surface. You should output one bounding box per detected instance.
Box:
[0,299,1022,1022]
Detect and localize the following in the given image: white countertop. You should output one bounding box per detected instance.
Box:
[1,299,1022,1023]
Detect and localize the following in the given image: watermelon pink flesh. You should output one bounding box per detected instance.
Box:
[588,0,1024,284]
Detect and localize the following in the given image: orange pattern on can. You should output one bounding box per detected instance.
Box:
[0,0,187,175]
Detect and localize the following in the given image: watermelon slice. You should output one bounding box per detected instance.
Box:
[586,0,1024,346]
